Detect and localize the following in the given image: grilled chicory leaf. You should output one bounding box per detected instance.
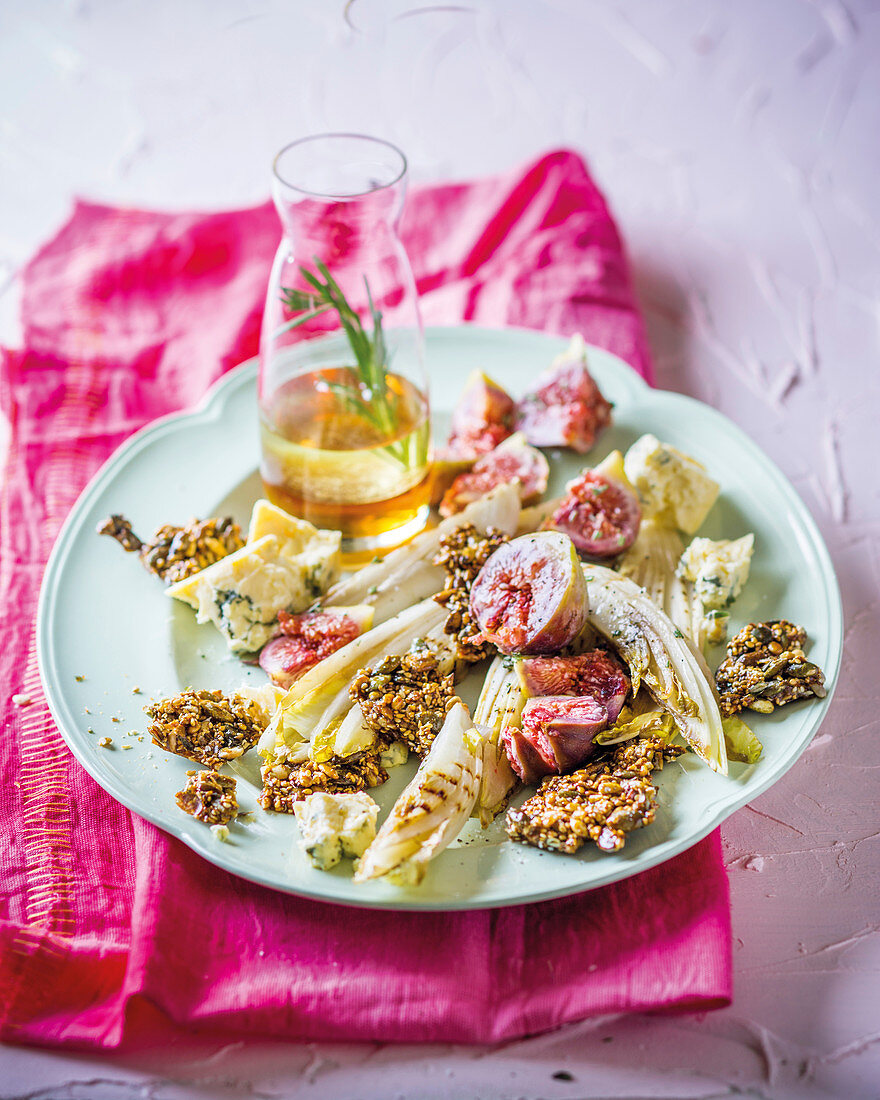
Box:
[259,597,447,763]
[472,655,523,824]
[323,483,521,625]
[722,714,763,764]
[594,693,677,746]
[617,519,706,649]
[582,564,728,775]
[354,700,482,886]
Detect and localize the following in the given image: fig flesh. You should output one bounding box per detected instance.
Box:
[446,369,515,457]
[514,339,612,453]
[517,650,630,725]
[259,606,373,689]
[501,723,555,785]
[439,433,550,517]
[521,695,610,772]
[469,531,587,655]
[545,471,641,558]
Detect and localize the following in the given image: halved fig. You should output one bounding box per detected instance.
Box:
[428,453,476,507]
[501,724,555,785]
[439,433,550,517]
[544,471,640,558]
[514,338,612,453]
[521,695,610,771]
[446,369,515,457]
[517,650,630,724]
[259,605,374,689]
[469,532,587,655]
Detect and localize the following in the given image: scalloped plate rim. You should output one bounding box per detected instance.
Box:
[36,325,842,911]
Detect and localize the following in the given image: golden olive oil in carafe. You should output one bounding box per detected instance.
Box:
[260,367,431,545]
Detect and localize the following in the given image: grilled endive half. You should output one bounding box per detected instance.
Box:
[617,519,706,649]
[323,482,521,625]
[258,597,447,763]
[582,564,728,775]
[472,656,522,825]
[354,701,482,886]
[313,624,459,763]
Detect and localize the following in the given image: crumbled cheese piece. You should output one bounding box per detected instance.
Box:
[624,434,720,534]
[293,791,379,871]
[98,737,113,748]
[165,527,340,653]
[379,740,409,770]
[210,824,230,842]
[12,694,32,707]
[248,499,316,545]
[704,610,730,646]
[678,535,754,610]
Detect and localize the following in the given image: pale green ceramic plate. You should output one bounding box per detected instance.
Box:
[37,326,842,910]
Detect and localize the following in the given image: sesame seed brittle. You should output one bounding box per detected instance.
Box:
[98,514,244,584]
[715,620,826,718]
[258,752,388,813]
[433,523,509,662]
[146,689,266,768]
[175,769,238,826]
[506,736,684,855]
[350,647,456,757]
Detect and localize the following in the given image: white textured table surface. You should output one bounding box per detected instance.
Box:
[2,2,878,1098]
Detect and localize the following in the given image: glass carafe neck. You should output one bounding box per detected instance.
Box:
[273,188,404,258]
[271,133,407,253]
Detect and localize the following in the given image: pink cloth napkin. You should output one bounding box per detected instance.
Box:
[0,150,731,1049]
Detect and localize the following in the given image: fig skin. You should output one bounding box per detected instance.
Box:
[521,695,610,771]
[514,356,612,454]
[469,532,588,655]
[446,369,515,458]
[545,471,641,558]
[502,723,556,785]
[259,608,368,688]
[439,434,550,517]
[517,650,630,725]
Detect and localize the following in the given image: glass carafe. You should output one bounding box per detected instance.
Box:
[259,133,429,555]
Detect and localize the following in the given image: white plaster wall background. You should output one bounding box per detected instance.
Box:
[1,1,879,1097]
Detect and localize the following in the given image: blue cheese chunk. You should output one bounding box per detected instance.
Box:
[624,434,720,534]
[247,500,341,600]
[293,791,379,871]
[703,610,731,647]
[678,534,755,611]
[166,528,341,653]
[379,740,409,770]
[248,499,315,543]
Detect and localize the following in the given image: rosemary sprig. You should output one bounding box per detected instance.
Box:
[277,260,411,459]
